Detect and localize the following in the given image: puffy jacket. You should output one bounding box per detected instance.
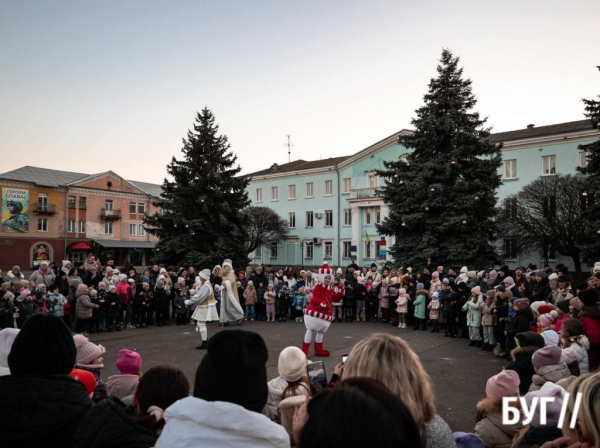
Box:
[106,374,139,400]
[562,336,590,374]
[462,297,482,327]
[116,282,133,305]
[243,287,257,305]
[76,290,95,320]
[413,291,427,319]
[48,293,67,317]
[474,398,523,448]
[529,363,571,391]
[28,268,56,290]
[0,374,92,448]
[480,299,496,326]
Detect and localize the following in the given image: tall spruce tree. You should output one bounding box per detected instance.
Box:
[145,107,250,268]
[577,66,600,260]
[377,49,503,269]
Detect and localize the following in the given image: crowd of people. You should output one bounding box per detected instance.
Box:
[1,255,600,447]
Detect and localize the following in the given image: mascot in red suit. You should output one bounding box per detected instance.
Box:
[301,262,344,357]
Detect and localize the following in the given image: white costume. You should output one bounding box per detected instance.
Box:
[219,261,244,325]
[185,269,218,348]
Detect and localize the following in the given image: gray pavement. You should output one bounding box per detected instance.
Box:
[93,319,507,432]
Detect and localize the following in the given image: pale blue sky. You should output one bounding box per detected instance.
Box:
[1,0,598,183]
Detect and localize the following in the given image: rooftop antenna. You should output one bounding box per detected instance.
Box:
[284,135,294,163]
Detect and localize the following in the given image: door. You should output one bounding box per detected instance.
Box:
[38,193,49,212]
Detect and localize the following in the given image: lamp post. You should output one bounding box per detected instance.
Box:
[301,237,309,270]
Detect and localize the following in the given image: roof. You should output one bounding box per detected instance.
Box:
[247,156,351,177]
[0,166,162,197]
[487,119,594,142]
[91,238,157,249]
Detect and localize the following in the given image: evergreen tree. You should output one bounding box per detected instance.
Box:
[377,49,503,269]
[145,108,250,268]
[577,66,600,260]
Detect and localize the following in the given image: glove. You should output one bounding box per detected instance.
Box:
[184,300,191,306]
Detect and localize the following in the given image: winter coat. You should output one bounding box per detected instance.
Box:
[264,290,276,305]
[428,299,440,320]
[72,397,157,448]
[243,287,257,305]
[48,292,67,317]
[395,293,409,313]
[378,285,389,308]
[106,374,139,400]
[463,297,483,327]
[355,283,367,302]
[292,294,309,310]
[531,279,550,303]
[507,346,537,395]
[474,398,523,448]
[343,287,356,308]
[28,268,56,290]
[175,295,187,315]
[155,396,291,448]
[256,287,267,304]
[153,288,169,310]
[134,290,150,312]
[3,271,24,285]
[429,279,441,299]
[116,282,133,305]
[413,290,428,319]
[506,308,534,349]
[105,291,121,319]
[529,363,571,391]
[0,374,92,448]
[562,336,590,374]
[517,425,563,448]
[480,299,496,326]
[76,289,95,320]
[554,313,569,334]
[78,366,107,403]
[267,376,310,408]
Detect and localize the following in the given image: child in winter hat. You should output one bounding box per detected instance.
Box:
[69,368,97,399]
[529,345,571,392]
[267,346,310,407]
[107,349,142,400]
[537,310,558,332]
[74,334,107,402]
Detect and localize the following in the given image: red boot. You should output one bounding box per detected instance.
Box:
[314,342,330,357]
[302,342,310,356]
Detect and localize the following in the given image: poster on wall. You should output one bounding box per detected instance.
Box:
[1,188,29,233]
[32,244,50,268]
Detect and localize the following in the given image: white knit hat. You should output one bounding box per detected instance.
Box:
[118,274,127,282]
[460,266,468,274]
[548,273,559,280]
[278,346,307,383]
[199,269,211,281]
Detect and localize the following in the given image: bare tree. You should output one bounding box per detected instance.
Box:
[243,206,289,255]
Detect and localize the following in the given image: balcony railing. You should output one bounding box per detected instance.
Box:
[101,209,122,220]
[33,203,57,215]
[350,187,381,199]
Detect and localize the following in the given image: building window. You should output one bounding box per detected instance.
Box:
[105,199,114,211]
[324,241,333,259]
[343,178,351,193]
[542,196,557,219]
[325,180,333,196]
[130,224,137,235]
[306,182,314,198]
[270,242,278,259]
[344,209,352,226]
[256,188,263,202]
[375,241,382,260]
[305,241,314,259]
[68,220,76,233]
[579,151,589,169]
[365,241,371,259]
[375,206,381,224]
[138,224,146,236]
[79,197,87,209]
[289,212,296,228]
[68,196,76,208]
[504,198,517,219]
[37,218,48,232]
[342,241,351,259]
[105,222,113,234]
[325,210,333,227]
[365,208,371,225]
[503,238,518,259]
[255,245,262,258]
[306,211,314,228]
[272,186,278,201]
[542,155,556,175]
[130,202,137,214]
[288,185,296,200]
[368,174,379,188]
[138,203,145,215]
[504,159,517,179]
[78,221,85,233]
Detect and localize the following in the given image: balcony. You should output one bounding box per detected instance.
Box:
[349,188,381,200]
[33,203,57,215]
[101,209,121,220]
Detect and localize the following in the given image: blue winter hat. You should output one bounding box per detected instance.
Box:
[141,275,149,282]
[416,283,424,290]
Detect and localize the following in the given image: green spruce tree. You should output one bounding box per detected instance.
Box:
[577,65,600,260]
[145,107,250,268]
[377,49,503,269]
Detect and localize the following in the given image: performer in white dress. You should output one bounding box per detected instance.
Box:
[185,269,219,349]
[219,260,245,326]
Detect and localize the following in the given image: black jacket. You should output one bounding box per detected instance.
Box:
[0,374,92,448]
[506,346,537,395]
[73,398,157,448]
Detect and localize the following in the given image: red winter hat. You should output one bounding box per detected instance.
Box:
[537,305,553,315]
[69,368,97,396]
[116,349,142,375]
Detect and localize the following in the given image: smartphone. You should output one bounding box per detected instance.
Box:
[342,354,349,364]
[307,361,328,395]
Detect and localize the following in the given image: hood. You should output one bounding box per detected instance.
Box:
[7,272,24,280]
[267,376,288,400]
[156,396,290,448]
[106,374,139,399]
[477,398,523,434]
[510,346,537,369]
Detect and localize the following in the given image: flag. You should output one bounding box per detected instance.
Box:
[365,232,370,245]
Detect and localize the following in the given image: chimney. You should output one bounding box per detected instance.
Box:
[527,124,535,129]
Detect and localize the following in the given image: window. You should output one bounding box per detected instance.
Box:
[324,241,333,259]
[365,241,371,258]
[289,212,296,228]
[270,242,278,259]
[78,221,85,233]
[255,245,262,258]
[138,224,146,236]
[503,238,517,259]
[38,193,48,211]
[504,159,517,179]
[68,196,76,208]
[375,206,381,224]
[344,209,352,226]
[542,155,556,175]
[342,241,351,259]
[256,188,263,202]
[130,224,137,235]
[288,185,296,200]
[272,186,278,201]
[68,220,76,233]
[306,182,314,198]
[37,218,48,232]
[105,199,114,211]
[343,178,351,193]
[305,241,314,258]
[366,208,371,225]
[542,196,557,219]
[579,151,589,169]
[306,211,314,228]
[130,202,137,214]
[375,241,382,260]
[138,203,145,215]
[368,174,379,188]
[79,197,87,209]
[504,198,517,219]
[105,222,113,234]
[325,180,333,196]
[325,210,333,227]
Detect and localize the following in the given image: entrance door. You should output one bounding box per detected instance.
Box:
[38,193,49,212]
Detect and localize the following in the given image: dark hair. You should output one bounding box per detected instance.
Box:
[68,268,78,277]
[48,284,59,292]
[298,377,422,448]
[0,289,7,300]
[561,318,584,346]
[134,365,190,432]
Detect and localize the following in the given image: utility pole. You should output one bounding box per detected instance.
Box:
[284,135,294,163]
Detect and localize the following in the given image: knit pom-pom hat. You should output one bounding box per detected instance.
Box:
[74,334,105,369]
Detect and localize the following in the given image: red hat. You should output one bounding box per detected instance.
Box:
[537,305,552,315]
[316,262,335,276]
[69,368,97,396]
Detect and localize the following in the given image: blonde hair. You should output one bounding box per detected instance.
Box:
[343,333,435,427]
[562,373,600,447]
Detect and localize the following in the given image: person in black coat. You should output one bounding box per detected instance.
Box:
[505,331,545,395]
[153,281,169,327]
[498,298,533,358]
[531,270,551,303]
[445,283,462,338]
[0,315,93,448]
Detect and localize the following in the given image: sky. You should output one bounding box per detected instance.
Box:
[1,0,599,184]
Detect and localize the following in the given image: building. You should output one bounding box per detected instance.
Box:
[0,166,162,269]
[246,119,600,270]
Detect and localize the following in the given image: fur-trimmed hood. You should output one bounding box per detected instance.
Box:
[510,345,538,361]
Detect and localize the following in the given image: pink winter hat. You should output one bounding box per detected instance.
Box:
[486,370,520,399]
[538,311,557,328]
[74,334,105,368]
[532,345,562,369]
[115,349,142,375]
